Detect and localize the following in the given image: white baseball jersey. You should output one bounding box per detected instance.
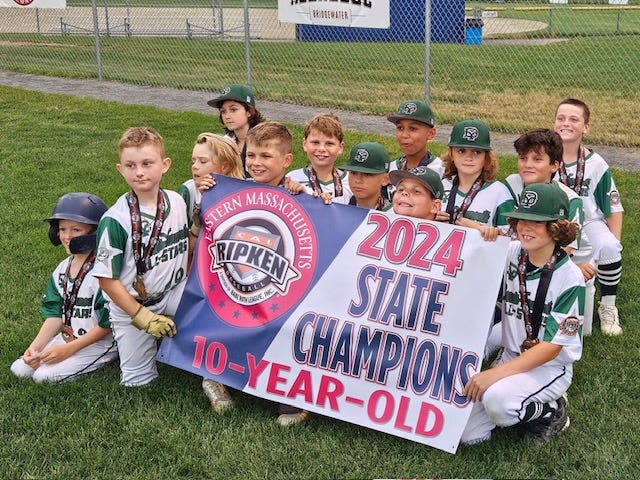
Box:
[460,242,584,444]
[389,153,444,178]
[561,150,624,223]
[10,256,117,382]
[41,256,112,338]
[441,179,514,230]
[504,175,584,250]
[177,179,201,227]
[92,189,189,317]
[501,242,584,366]
[287,166,353,201]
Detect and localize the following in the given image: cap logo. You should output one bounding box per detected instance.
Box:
[246,96,252,103]
[222,86,231,94]
[414,166,428,175]
[354,149,369,163]
[462,126,479,142]
[521,190,538,209]
[401,102,417,114]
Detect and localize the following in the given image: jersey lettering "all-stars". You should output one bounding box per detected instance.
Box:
[92,190,189,316]
[41,256,111,336]
[501,242,585,367]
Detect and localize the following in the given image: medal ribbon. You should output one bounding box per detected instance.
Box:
[306,166,344,197]
[558,144,586,194]
[398,151,433,171]
[128,190,166,290]
[62,251,96,340]
[516,248,558,351]
[445,175,485,225]
[376,196,390,211]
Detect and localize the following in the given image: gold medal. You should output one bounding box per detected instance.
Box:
[133,274,148,300]
[520,338,539,353]
[61,325,76,343]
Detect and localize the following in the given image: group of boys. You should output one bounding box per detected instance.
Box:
[17,85,624,444]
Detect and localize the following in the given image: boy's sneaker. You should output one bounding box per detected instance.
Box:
[202,378,233,413]
[598,304,622,336]
[524,395,570,444]
[276,404,309,426]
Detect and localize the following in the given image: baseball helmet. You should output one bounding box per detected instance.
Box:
[46,192,108,252]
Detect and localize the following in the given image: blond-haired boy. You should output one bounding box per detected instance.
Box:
[93,127,189,387]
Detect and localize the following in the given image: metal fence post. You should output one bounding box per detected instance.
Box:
[424,0,432,105]
[104,0,110,37]
[243,0,253,88]
[91,0,103,81]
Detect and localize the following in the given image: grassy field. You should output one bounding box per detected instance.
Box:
[1,33,639,147]
[1,84,639,479]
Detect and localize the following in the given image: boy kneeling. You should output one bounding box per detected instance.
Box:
[462,183,584,445]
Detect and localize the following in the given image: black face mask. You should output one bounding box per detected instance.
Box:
[69,233,97,254]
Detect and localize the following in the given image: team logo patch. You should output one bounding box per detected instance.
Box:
[520,190,539,209]
[401,102,417,114]
[96,246,114,265]
[197,187,317,328]
[462,126,479,142]
[610,189,621,206]
[221,86,231,95]
[559,315,580,336]
[354,149,369,163]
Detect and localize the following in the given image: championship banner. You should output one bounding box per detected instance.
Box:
[158,176,509,453]
[278,0,390,29]
[0,0,66,7]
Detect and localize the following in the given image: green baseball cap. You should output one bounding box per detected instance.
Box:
[340,142,390,174]
[207,84,255,109]
[387,100,436,127]
[505,183,569,221]
[389,167,444,200]
[448,119,492,150]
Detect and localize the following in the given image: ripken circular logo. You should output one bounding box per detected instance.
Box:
[559,315,580,336]
[196,187,317,328]
[221,86,231,95]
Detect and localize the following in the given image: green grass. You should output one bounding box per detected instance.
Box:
[1,85,639,479]
[1,33,639,146]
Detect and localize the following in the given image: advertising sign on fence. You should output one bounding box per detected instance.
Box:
[158,176,509,453]
[277,0,390,29]
[0,0,65,7]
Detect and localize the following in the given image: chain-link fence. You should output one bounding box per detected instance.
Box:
[1,1,639,147]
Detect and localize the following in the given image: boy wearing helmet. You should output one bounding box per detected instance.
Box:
[10,193,117,382]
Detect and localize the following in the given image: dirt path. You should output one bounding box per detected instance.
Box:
[1,70,638,171]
